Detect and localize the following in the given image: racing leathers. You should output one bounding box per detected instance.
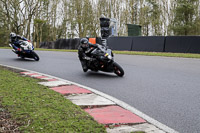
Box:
[78,42,97,72]
[10,35,28,51]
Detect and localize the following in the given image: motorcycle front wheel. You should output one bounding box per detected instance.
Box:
[32,51,40,61]
[113,62,124,77]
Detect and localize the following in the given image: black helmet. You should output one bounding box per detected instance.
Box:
[80,38,88,44]
[80,38,89,48]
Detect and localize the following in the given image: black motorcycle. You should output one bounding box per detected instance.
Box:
[82,44,124,77]
[9,40,39,61]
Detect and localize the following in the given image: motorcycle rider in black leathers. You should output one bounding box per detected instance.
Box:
[78,38,97,72]
[9,32,29,53]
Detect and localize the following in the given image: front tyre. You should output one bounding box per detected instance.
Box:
[113,62,124,77]
[32,51,40,61]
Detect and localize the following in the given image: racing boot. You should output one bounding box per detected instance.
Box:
[81,60,88,72]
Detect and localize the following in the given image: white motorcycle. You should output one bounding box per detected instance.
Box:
[9,40,40,61]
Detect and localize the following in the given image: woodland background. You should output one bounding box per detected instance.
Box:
[0,0,200,47]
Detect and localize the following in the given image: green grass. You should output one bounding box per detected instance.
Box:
[33,48,200,59]
[113,51,200,58]
[0,66,106,133]
[0,46,10,49]
[1,46,200,58]
[36,48,78,52]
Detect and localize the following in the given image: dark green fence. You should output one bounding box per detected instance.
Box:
[127,24,141,36]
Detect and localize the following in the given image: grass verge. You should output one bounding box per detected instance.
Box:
[113,51,200,59]
[0,66,106,132]
[1,47,200,59]
[35,48,200,59]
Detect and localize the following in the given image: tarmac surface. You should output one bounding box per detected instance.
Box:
[1,49,200,132]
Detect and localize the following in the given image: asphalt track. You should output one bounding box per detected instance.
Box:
[1,49,200,133]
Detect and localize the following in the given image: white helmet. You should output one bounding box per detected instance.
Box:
[10,32,16,38]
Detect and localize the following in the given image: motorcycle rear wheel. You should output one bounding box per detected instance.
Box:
[113,62,124,77]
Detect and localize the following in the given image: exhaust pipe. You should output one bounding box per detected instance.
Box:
[9,44,17,53]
